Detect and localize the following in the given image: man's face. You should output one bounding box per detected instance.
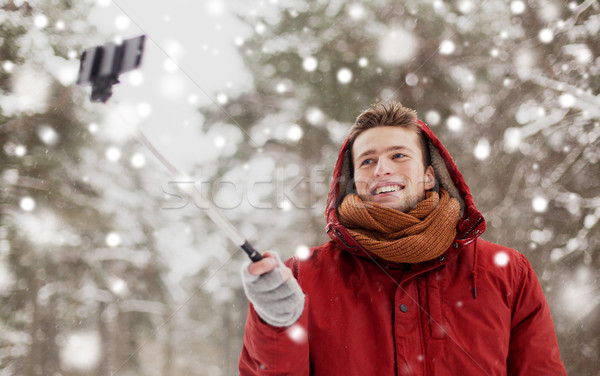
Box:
[352,126,435,212]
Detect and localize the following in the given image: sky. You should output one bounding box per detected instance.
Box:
[87,0,253,171]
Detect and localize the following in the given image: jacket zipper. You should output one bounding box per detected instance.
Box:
[416,278,428,376]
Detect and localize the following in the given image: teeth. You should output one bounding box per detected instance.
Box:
[374,185,402,195]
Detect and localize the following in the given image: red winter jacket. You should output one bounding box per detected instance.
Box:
[239,121,566,375]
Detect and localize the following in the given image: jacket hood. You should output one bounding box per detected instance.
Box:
[325,119,486,258]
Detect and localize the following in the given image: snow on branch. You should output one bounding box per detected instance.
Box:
[86,247,151,267]
[529,75,600,119]
[520,108,569,139]
[118,299,167,316]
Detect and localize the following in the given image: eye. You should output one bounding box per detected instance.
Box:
[360,158,374,166]
[392,153,406,159]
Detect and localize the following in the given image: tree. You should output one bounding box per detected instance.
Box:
[0,1,174,374]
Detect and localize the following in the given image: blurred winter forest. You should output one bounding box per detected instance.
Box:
[1,0,599,375]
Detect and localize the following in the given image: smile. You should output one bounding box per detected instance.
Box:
[372,185,404,195]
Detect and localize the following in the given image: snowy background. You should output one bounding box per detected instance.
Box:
[1,0,599,375]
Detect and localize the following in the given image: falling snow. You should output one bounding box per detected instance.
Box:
[216,93,229,104]
[276,82,287,93]
[37,125,59,145]
[19,197,36,212]
[33,14,49,29]
[503,127,522,152]
[302,56,318,72]
[559,94,576,108]
[446,116,463,132]
[439,40,456,55]
[538,28,554,43]
[559,267,599,321]
[255,22,266,35]
[14,144,26,157]
[2,61,14,72]
[425,111,441,126]
[457,0,475,14]
[306,107,325,125]
[130,153,146,168]
[532,196,549,213]
[128,70,144,85]
[105,146,122,161]
[336,68,353,84]
[108,277,128,296]
[280,199,292,211]
[405,73,418,86]
[510,1,526,15]
[286,124,303,142]
[105,232,122,247]
[295,245,310,260]
[2,0,599,373]
[348,4,366,19]
[494,251,510,267]
[286,324,307,343]
[214,135,227,148]
[60,331,101,372]
[474,139,490,160]
[114,14,130,30]
[378,27,418,65]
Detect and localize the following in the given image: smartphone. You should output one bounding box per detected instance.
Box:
[76,35,146,102]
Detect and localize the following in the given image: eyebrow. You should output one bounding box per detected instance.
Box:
[355,145,413,162]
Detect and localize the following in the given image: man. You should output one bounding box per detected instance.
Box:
[239,102,567,375]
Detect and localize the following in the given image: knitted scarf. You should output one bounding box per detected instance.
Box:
[338,188,461,263]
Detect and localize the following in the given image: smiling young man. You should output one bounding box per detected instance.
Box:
[352,126,436,212]
[239,102,567,375]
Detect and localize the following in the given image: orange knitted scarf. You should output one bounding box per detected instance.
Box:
[338,188,461,263]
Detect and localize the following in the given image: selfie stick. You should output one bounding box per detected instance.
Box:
[76,35,262,262]
[135,131,263,262]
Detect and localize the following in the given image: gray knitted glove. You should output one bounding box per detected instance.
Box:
[241,252,305,327]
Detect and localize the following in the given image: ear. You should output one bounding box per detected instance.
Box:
[424,165,436,190]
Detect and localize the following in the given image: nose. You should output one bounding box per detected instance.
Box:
[374,158,392,177]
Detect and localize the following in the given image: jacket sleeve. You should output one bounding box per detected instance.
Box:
[507,253,567,375]
[238,258,310,375]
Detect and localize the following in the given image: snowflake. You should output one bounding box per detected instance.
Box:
[302,57,318,72]
[425,110,441,126]
[20,197,36,212]
[538,28,554,44]
[287,324,307,343]
[378,27,418,65]
[532,196,549,213]
[510,1,526,15]
[295,245,310,260]
[494,251,510,267]
[37,125,59,145]
[337,68,353,84]
[474,139,490,160]
[105,232,122,247]
[287,124,303,141]
[105,146,122,162]
[130,153,146,168]
[439,40,456,55]
[60,331,101,371]
[446,116,463,132]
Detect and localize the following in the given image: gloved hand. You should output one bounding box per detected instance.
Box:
[241,251,305,327]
